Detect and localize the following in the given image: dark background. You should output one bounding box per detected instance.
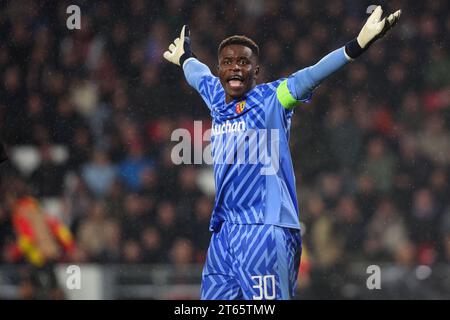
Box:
[0,0,449,299]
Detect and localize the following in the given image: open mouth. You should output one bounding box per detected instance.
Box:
[227,75,244,89]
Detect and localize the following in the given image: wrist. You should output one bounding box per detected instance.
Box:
[344,38,366,59]
[180,51,196,67]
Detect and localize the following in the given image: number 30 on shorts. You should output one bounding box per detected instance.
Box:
[251,275,276,300]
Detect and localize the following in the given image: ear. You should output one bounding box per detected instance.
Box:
[254,65,260,77]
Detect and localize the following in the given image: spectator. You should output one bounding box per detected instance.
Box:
[169,238,195,267]
[410,188,440,246]
[118,142,154,191]
[98,219,122,263]
[81,149,117,196]
[364,198,410,261]
[121,193,150,241]
[121,239,142,264]
[333,195,365,261]
[417,113,450,167]
[29,144,66,198]
[77,200,112,262]
[10,193,77,299]
[306,193,342,270]
[155,201,180,252]
[359,136,396,193]
[325,101,362,171]
[140,226,164,263]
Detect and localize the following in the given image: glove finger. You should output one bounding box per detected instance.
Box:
[387,10,401,28]
[174,37,180,46]
[369,5,383,23]
[389,16,399,29]
[386,13,395,25]
[391,10,401,25]
[181,25,190,40]
[163,51,171,60]
[180,25,186,41]
[393,9,402,18]
[169,43,176,51]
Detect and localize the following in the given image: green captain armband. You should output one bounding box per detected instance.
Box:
[276,80,300,110]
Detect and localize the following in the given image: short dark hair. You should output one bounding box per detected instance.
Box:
[218,35,259,57]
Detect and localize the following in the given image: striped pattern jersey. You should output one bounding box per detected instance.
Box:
[183,47,350,299]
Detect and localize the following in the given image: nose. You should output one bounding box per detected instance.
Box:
[232,63,241,71]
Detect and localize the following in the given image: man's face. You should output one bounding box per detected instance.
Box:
[218,44,259,103]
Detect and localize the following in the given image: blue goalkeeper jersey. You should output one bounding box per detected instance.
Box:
[183,47,350,232]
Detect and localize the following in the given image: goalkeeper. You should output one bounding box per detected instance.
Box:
[164,6,401,300]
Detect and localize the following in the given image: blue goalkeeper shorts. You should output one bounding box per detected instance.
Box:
[201,222,302,300]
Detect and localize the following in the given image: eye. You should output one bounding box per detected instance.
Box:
[238,59,249,66]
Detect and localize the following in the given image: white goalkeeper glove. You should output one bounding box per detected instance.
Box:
[346,6,401,59]
[163,25,196,67]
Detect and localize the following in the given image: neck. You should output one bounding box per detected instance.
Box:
[225,95,236,104]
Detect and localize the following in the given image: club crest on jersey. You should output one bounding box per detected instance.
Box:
[235,100,246,114]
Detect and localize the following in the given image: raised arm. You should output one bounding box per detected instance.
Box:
[278,6,401,109]
[163,25,215,95]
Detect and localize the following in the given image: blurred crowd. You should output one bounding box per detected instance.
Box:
[0,0,449,296]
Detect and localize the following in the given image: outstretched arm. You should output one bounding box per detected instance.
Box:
[279,6,401,109]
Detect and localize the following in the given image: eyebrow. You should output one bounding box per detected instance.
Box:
[221,55,251,60]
